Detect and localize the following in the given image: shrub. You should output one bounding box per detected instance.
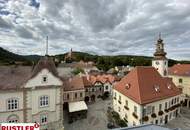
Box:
[124,106,129,110]
[158,111,164,116]
[164,109,169,113]
[118,119,128,127]
[142,116,149,122]
[151,113,157,118]
[132,112,138,119]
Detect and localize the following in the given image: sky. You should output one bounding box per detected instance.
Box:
[0,0,190,60]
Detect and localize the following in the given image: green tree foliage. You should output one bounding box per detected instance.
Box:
[72,67,85,75]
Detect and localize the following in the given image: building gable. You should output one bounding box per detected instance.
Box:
[24,68,63,88]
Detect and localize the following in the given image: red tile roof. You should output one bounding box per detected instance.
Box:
[169,64,190,76]
[64,76,85,91]
[114,66,181,105]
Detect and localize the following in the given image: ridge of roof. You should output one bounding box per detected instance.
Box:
[31,56,58,78]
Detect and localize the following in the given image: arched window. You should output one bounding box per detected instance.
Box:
[7,114,19,123]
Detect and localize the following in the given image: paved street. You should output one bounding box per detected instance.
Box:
[63,98,112,130]
[164,107,190,130]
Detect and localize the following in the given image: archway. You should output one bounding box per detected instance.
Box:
[7,114,19,123]
[91,95,95,102]
[104,91,110,98]
[84,96,90,102]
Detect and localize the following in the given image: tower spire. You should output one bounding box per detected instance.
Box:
[159,32,161,39]
[46,36,48,56]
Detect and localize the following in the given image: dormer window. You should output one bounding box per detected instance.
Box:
[167,84,171,89]
[154,85,160,92]
[42,76,47,83]
[125,83,131,89]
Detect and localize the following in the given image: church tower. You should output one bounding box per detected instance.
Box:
[152,33,168,77]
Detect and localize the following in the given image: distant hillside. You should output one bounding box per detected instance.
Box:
[55,51,190,71]
[24,55,42,62]
[0,47,190,71]
[0,47,32,65]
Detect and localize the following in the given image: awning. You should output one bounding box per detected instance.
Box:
[68,101,88,113]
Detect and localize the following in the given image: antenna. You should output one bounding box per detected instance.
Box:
[46,36,48,56]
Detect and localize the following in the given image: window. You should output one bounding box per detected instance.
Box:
[40,115,47,124]
[125,100,128,107]
[179,78,183,83]
[40,96,49,107]
[118,107,120,112]
[75,93,77,98]
[133,121,136,126]
[152,106,155,114]
[165,102,168,109]
[155,120,158,124]
[125,114,128,120]
[7,115,19,123]
[67,94,69,99]
[134,106,137,114]
[160,117,163,124]
[143,108,146,116]
[8,119,18,123]
[146,106,152,115]
[172,99,174,105]
[80,92,83,97]
[7,98,18,110]
[119,95,121,101]
[42,76,47,83]
[177,97,179,103]
[92,88,94,92]
[105,86,108,90]
[85,89,88,92]
[99,87,102,91]
[159,104,162,111]
[115,92,117,98]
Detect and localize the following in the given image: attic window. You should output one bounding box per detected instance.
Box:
[154,85,160,92]
[125,83,131,89]
[42,76,47,83]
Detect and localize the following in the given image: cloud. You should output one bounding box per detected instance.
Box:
[0,0,189,60]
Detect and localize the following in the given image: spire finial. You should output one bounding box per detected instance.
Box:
[46,36,48,56]
[159,32,161,39]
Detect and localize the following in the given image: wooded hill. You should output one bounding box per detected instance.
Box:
[0,47,189,71]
